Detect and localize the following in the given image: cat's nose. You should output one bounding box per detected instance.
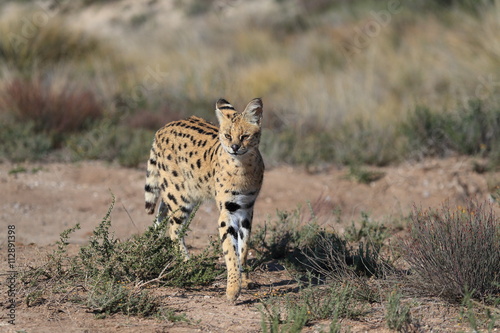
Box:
[231,144,240,152]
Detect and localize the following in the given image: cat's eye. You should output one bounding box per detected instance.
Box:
[224,134,232,140]
[240,135,250,141]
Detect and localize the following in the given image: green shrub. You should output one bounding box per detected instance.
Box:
[20,195,222,318]
[87,279,160,317]
[78,196,223,286]
[385,289,413,332]
[66,121,153,167]
[0,120,52,162]
[344,212,388,250]
[401,201,500,302]
[402,101,500,160]
[261,119,400,167]
[259,283,366,333]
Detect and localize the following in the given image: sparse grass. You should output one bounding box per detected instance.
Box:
[249,206,346,271]
[250,206,390,283]
[385,289,413,332]
[252,204,392,332]
[252,201,496,331]
[15,193,499,330]
[259,283,366,333]
[401,200,500,302]
[458,288,500,332]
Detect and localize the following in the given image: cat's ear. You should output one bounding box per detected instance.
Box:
[215,98,236,124]
[242,98,263,125]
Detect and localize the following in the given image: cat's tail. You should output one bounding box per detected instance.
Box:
[145,139,160,214]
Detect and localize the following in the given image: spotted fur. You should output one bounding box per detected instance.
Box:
[145,98,264,302]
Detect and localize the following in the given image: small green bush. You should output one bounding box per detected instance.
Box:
[20,195,222,318]
[78,196,223,287]
[87,279,160,317]
[259,283,366,333]
[344,212,388,250]
[385,289,413,332]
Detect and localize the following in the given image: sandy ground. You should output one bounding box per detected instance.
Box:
[0,157,498,332]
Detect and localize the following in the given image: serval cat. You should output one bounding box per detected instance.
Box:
[145,98,264,302]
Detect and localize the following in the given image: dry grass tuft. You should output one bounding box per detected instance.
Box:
[401,200,500,302]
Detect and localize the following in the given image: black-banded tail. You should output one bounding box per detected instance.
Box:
[145,140,160,214]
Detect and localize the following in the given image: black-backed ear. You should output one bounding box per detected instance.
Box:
[242,98,263,125]
[215,98,236,124]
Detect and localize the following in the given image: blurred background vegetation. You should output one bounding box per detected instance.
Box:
[0,0,499,168]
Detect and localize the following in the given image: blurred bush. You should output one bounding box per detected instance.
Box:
[0,15,106,73]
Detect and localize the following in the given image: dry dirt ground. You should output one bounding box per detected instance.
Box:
[0,157,498,332]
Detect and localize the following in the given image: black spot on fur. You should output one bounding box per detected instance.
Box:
[167,193,178,205]
[227,226,238,239]
[242,219,251,230]
[225,202,241,212]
